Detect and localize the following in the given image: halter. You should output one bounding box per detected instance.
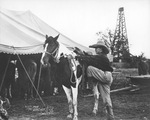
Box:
[44,43,60,59]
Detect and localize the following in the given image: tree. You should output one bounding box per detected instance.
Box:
[96,28,132,62]
[96,28,115,55]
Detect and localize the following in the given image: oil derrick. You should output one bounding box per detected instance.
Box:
[112,7,130,62]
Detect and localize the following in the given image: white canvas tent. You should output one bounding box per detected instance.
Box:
[0,8,94,55]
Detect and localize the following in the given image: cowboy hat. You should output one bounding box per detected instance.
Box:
[89,40,109,54]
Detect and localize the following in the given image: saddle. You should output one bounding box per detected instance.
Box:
[67,54,76,71]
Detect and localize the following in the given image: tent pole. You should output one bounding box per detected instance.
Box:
[0,54,11,93]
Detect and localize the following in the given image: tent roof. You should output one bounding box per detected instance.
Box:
[0,8,94,55]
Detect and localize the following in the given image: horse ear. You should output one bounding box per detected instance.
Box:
[46,35,48,39]
[54,34,60,41]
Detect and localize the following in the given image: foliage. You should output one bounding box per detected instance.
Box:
[96,28,131,63]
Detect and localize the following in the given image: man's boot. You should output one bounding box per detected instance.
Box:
[106,105,115,120]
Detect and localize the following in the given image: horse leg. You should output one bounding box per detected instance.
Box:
[30,79,35,99]
[5,86,12,99]
[62,85,73,119]
[92,82,99,115]
[71,86,78,120]
[9,85,12,99]
[3,88,7,98]
[71,76,82,120]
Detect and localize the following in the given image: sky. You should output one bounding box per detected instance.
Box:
[0,0,150,58]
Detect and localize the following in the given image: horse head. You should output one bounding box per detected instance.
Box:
[41,34,60,66]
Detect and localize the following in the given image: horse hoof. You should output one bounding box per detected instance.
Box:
[67,114,72,119]
[92,109,97,116]
[73,115,78,120]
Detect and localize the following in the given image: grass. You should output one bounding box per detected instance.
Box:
[8,68,150,120]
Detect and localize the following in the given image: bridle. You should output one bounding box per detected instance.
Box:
[44,42,60,59]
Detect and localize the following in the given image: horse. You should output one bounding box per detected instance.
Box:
[40,35,82,120]
[38,64,53,96]
[16,57,37,100]
[136,54,149,75]
[0,53,16,99]
[3,61,16,99]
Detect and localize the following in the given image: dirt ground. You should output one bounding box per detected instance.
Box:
[6,69,150,120]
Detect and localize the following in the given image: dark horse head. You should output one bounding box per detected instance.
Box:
[41,34,60,66]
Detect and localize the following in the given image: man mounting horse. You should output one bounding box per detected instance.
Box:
[75,40,115,120]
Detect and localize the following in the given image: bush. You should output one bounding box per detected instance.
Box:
[111,68,138,90]
[112,62,130,68]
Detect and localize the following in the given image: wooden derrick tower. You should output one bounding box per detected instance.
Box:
[112,7,130,62]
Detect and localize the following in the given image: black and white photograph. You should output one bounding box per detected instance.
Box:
[0,0,150,120]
